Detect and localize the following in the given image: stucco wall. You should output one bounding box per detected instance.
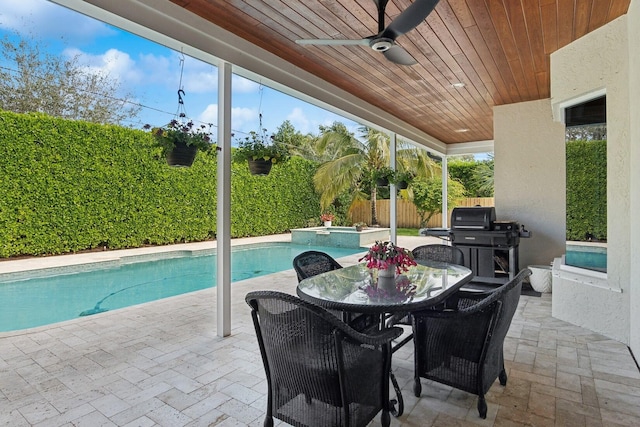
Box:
[627,0,640,359]
[493,99,565,269]
[549,13,630,343]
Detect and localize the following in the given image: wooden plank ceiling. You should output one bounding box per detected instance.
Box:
[170,0,629,144]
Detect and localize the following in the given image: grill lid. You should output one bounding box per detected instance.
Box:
[451,206,496,230]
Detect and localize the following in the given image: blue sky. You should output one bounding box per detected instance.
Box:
[0,0,361,143]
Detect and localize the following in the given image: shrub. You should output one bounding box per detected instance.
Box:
[0,110,319,257]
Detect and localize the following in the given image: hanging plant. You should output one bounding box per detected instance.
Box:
[145,56,214,167]
[234,128,289,176]
[145,119,213,167]
[373,167,395,187]
[393,171,414,189]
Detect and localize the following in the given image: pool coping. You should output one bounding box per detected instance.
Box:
[0,234,435,277]
[0,234,292,276]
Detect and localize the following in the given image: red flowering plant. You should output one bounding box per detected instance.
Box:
[359,240,417,274]
[320,212,335,222]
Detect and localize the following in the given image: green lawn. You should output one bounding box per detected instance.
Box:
[396,228,421,236]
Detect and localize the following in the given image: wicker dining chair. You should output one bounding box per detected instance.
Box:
[410,268,531,418]
[292,250,343,282]
[385,244,465,342]
[246,291,402,427]
[293,251,376,332]
[411,244,464,265]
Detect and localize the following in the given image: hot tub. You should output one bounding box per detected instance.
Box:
[290,226,390,248]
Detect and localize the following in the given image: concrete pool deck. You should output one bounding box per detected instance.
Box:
[1,234,640,426]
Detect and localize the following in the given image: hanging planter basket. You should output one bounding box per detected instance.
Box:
[248,159,273,176]
[376,177,389,187]
[397,180,409,189]
[166,141,198,167]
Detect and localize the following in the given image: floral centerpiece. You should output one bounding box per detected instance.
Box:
[360,240,417,274]
[320,212,335,222]
[320,212,335,227]
[360,241,417,292]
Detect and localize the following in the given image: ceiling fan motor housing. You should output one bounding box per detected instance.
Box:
[370,38,393,51]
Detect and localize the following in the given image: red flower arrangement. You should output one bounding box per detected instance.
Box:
[320,212,335,222]
[359,240,417,274]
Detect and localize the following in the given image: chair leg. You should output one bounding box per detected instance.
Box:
[380,409,391,427]
[477,395,487,419]
[499,369,508,386]
[413,378,422,397]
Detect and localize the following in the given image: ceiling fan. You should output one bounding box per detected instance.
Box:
[295,0,440,66]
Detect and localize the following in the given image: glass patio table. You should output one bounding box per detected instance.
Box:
[296,261,473,314]
[296,261,473,417]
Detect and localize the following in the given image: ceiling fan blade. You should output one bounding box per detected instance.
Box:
[383,45,417,66]
[295,38,370,46]
[382,0,440,40]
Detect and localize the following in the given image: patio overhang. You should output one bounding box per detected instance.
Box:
[47,0,640,361]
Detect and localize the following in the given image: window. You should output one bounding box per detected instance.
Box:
[564,96,607,273]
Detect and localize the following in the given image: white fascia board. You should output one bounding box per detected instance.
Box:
[52,0,448,153]
[446,140,494,156]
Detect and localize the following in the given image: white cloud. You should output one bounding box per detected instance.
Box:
[134,54,259,96]
[196,105,260,134]
[63,47,143,85]
[179,55,217,94]
[198,104,218,126]
[286,107,311,133]
[137,53,174,86]
[194,103,264,146]
[0,0,114,42]
[183,70,217,94]
[232,107,259,132]
[232,75,260,94]
[134,52,217,95]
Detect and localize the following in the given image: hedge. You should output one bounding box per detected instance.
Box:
[566,139,607,241]
[0,110,320,257]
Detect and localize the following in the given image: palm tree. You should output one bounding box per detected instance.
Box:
[313,126,439,225]
[472,154,494,197]
[288,122,357,163]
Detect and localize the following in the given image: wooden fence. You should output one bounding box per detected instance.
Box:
[349,197,494,228]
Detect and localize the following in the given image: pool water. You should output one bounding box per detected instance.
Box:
[565,243,607,273]
[0,243,363,332]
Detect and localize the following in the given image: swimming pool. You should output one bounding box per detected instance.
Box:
[565,242,607,273]
[0,243,363,332]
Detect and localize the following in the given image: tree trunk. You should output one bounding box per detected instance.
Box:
[371,186,378,225]
[419,212,434,228]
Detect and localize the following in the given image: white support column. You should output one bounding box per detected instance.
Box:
[390,133,397,244]
[217,61,232,337]
[442,156,448,229]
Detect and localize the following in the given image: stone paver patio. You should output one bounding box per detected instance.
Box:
[1,235,639,426]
